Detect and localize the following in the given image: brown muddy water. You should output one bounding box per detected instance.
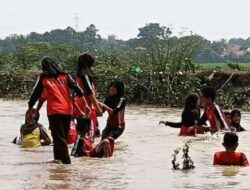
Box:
[1,100,250,190]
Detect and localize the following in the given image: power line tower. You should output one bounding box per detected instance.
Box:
[74,13,79,32]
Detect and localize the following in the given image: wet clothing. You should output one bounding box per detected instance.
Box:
[71,135,114,158]
[102,125,124,140]
[74,75,94,118]
[165,109,200,136]
[213,151,249,167]
[231,123,246,132]
[20,123,51,148]
[66,120,77,144]
[101,96,126,140]
[28,72,84,164]
[49,114,71,164]
[29,74,83,116]
[39,88,47,102]
[74,75,97,141]
[198,103,229,132]
[104,96,126,128]
[165,121,181,128]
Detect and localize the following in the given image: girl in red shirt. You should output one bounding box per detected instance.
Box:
[99,81,126,140]
[27,57,89,164]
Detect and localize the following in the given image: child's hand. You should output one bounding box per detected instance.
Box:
[159,121,166,125]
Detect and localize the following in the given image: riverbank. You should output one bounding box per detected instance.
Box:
[1,68,250,109]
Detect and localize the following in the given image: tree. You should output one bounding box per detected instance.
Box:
[137,23,172,61]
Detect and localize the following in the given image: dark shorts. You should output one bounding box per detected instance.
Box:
[76,117,91,136]
[101,125,124,140]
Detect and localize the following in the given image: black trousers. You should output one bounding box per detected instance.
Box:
[101,125,124,140]
[48,114,71,164]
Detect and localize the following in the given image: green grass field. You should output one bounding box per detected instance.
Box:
[198,63,250,71]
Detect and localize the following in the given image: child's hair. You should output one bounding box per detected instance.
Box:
[25,108,40,122]
[201,86,216,101]
[112,81,125,97]
[223,132,238,147]
[231,109,241,117]
[224,111,231,117]
[184,94,199,110]
[77,53,95,76]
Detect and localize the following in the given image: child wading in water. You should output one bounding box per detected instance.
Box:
[27,57,90,164]
[198,87,229,133]
[74,53,103,141]
[231,109,246,132]
[159,94,208,136]
[224,112,232,127]
[213,132,249,167]
[99,81,126,140]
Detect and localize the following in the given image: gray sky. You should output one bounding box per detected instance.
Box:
[0,0,249,41]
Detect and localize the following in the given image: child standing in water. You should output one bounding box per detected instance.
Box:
[99,81,126,140]
[231,109,246,132]
[198,87,229,133]
[74,53,102,141]
[27,57,90,164]
[213,132,249,167]
[159,94,206,136]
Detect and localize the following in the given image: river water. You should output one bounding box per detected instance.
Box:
[0,100,250,190]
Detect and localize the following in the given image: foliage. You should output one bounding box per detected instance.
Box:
[0,23,249,109]
[0,71,35,99]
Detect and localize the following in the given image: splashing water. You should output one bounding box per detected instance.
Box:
[172,140,195,170]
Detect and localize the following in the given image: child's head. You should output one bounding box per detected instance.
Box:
[222,132,238,152]
[41,57,63,77]
[25,109,39,123]
[109,81,124,97]
[231,109,241,124]
[77,53,94,76]
[184,94,200,110]
[201,87,216,106]
[224,111,232,126]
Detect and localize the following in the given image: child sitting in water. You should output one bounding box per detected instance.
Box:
[159,94,208,136]
[98,81,126,140]
[213,132,249,167]
[231,109,246,132]
[13,109,51,148]
[71,118,114,157]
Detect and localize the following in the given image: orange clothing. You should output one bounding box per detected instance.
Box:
[213,151,249,167]
[42,75,73,116]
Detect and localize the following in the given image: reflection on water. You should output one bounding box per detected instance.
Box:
[0,100,249,190]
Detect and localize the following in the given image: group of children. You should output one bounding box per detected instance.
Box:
[14,53,126,164]
[13,53,249,168]
[159,86,249,167]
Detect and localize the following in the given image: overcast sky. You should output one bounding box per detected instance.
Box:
[0,0,249,41]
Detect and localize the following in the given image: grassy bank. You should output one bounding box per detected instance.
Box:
[198,63,250,71]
